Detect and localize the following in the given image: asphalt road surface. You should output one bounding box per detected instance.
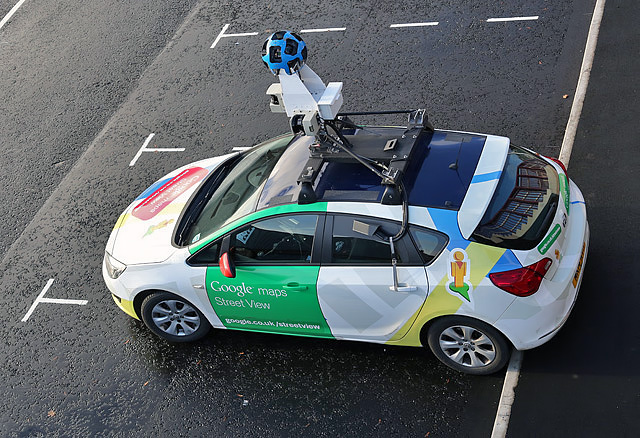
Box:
[1,0,637,436]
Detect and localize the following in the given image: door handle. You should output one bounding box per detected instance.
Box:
[389,284,417,293]
[285,282,308,291]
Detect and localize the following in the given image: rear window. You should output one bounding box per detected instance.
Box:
[471,146,559,250]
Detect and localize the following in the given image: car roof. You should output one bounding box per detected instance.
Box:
[257,128,487,211]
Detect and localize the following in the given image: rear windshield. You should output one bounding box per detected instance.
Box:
[471,146,559,250]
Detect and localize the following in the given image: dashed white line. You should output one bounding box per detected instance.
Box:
[129,133,185,167]
[299,27,346,33]
[0,0,28,31]
[389,22,439,28]
[487,16,539,23]
[21,279,88,322]
[559,0,606,167]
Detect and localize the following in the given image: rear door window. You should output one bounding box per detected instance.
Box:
[409,228,448,265]
[328,215,417,264]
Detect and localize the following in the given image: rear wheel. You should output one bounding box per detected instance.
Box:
[427,316,510,375]
[141,292,210,342]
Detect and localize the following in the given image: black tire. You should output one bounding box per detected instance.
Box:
[426,316,510,375]
[141,292,211,343]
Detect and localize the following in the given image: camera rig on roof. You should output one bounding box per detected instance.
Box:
[262,31,433,206]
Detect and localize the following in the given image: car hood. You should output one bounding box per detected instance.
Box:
[106,153,237,265]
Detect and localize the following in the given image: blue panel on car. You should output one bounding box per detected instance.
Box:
[405,131,485,210]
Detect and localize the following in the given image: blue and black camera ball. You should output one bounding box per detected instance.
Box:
[261,30,307,75]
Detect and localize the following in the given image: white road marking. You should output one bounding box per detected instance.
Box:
[389,22,439,28]
[129,133,185,167]
[224,31,259,37]
[492,1,606,434]
[21,279,88,322]
[211,23,259,49]
[491,350,523,438]
[130,133,155,166]
[299,27,346,33]
[559,0,606,167]
[0,0,28,31]
[487,16,539,23]
[210,23,229,49]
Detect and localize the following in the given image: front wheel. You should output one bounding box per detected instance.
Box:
[426,316,510,375]
[141,292,211,342]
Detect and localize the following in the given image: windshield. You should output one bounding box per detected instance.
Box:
[182,135,292,245]
[471,145,559,250]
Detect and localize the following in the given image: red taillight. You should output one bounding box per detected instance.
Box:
[489,258,552,297]
[545,156,568,174]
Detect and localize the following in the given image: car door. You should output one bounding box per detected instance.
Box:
[198,213,333,337]
[316,214,429,342]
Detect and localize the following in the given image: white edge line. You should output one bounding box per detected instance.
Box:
[210,23,230,49]
[299,27,347,33]
[491,349,523,438]
[389,22,439,28]
[129,133,155,167]
[487,16,539,23]
[491,2,605,433]
[21,278,55,322]
[0,0,28,31]
[559,0,606,167]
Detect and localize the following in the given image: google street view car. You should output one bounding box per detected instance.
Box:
[103,32,588,374]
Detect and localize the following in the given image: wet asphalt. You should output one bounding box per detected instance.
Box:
[507,0,640,436]
[2,0,637,436]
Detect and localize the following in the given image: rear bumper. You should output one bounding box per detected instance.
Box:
[494,180,589,350]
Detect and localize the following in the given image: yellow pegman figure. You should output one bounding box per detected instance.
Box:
[451,251,466,288]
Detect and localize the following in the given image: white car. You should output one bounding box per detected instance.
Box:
[103,122,588,375]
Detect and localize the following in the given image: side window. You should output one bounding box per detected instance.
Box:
[410,227,448,265]
[331,216,401,263]
[189,241,221,265]
[230,214,318,263]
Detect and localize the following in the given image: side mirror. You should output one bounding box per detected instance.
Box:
[219,252,236,278]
